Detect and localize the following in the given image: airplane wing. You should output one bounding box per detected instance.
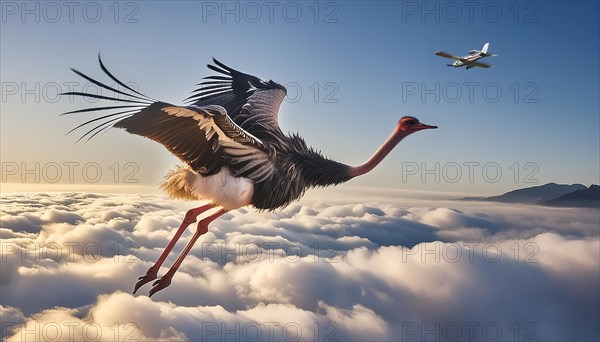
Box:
[471,61,492,68]
[435,51,461,61]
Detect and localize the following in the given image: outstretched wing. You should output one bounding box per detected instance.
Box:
[435,51,461,61]
[62,56,276,182]
[114,104,267,175]
[185,59,288,145]
[471,61,492,68]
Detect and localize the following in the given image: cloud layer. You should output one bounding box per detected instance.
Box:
[1,191,599,341]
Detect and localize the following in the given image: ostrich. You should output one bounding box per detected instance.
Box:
[62,56,437,296]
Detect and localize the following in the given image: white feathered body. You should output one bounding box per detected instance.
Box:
[160,166,254,211]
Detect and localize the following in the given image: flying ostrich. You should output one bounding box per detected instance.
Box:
[62,56,437,296]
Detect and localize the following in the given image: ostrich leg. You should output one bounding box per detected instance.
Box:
[133,204,215,294]
[149,209,226,297]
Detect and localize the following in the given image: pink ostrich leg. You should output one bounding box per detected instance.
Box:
[133,204,215,294]
[149,208,227,297]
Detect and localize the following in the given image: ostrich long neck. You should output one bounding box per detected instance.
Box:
[349,127,410,177]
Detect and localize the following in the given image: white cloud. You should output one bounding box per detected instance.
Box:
[1,191,598,341]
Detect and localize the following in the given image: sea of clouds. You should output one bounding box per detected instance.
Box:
[1,190,598,341]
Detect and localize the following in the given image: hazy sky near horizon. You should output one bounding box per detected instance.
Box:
[1,0,599,195]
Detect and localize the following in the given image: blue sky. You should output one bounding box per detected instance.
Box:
[1,4,599,341]
[1,0,599,195]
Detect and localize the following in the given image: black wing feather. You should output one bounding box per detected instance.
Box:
[97,54,154,100]
[62,56,279,180]
[186,58,288,145]
[113,103,223,174]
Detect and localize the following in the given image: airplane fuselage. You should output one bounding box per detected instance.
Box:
[451,53,485,67]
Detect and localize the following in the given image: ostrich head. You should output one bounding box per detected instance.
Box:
[397,116,438,133]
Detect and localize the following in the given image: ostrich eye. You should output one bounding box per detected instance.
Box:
[405,120,415,126]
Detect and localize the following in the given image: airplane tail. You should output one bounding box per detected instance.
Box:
[482,43,489,54]
[481,43,497,57]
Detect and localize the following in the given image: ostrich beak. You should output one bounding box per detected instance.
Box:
[414,123,438,130]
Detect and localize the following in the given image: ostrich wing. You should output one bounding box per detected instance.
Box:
[62,56,276,182]
[185,58,288,145]
[117,105,276,182]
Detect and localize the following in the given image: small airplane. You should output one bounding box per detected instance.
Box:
[435,43,497,69]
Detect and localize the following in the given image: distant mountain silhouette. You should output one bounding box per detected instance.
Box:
[458,183,597,207]
[483,183,587,204]
[541,185,600,208]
